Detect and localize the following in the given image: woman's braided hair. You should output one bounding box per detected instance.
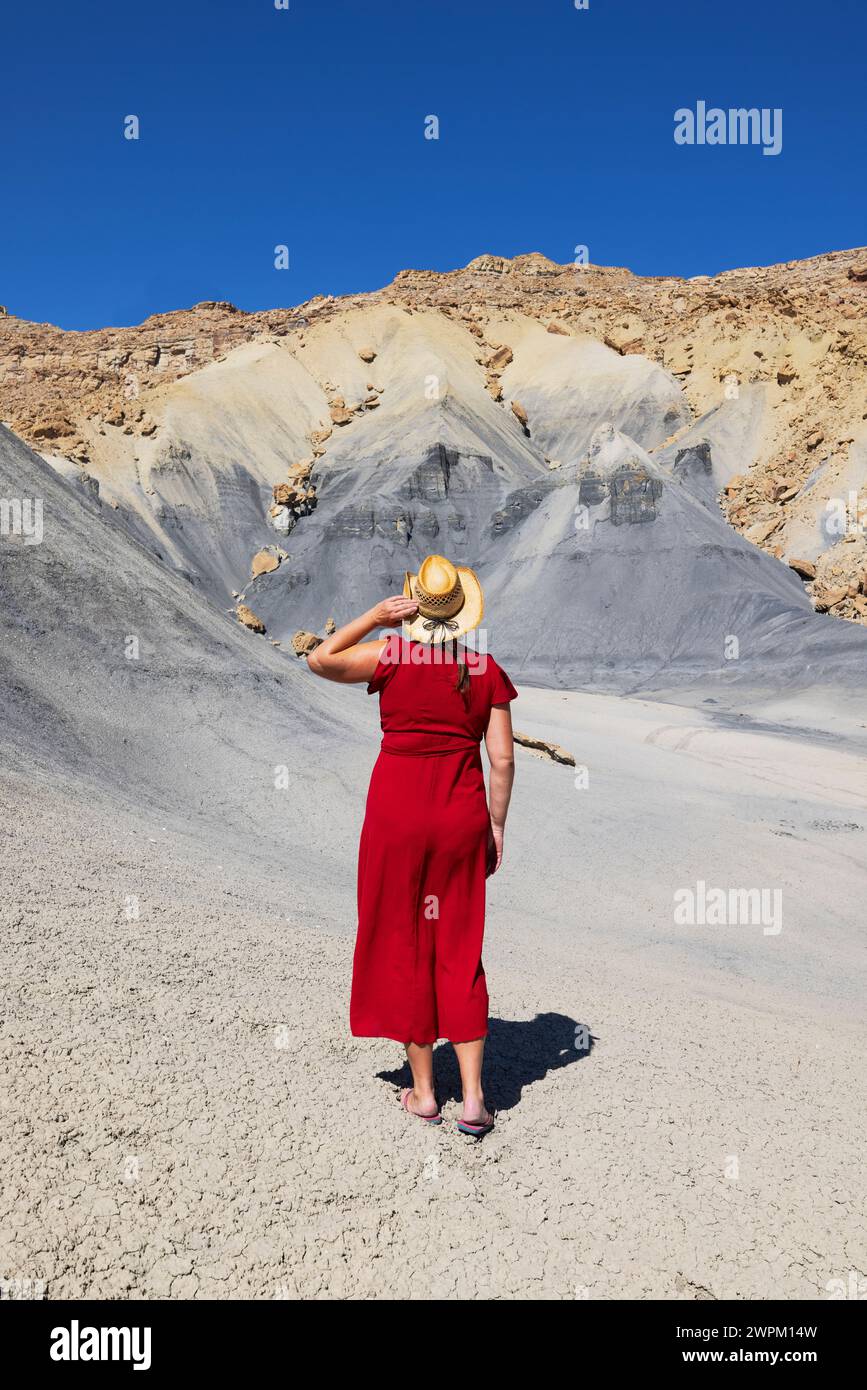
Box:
[452,638,471,707]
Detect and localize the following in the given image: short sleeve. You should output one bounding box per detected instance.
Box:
[366,633,401,695]
[489,658,518,706]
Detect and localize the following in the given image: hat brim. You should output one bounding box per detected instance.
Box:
[401,565,485,643]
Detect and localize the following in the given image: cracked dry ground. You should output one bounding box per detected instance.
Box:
[2,776,864,1301]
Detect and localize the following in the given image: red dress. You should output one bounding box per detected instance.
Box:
[351,636,518,1045]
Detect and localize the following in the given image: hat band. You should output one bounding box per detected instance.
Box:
[414,574,465,620]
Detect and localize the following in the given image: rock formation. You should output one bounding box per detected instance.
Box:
[236,604,266,634]
[2,248,866,685]
[513,732,576,766]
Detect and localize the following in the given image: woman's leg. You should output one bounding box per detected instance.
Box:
[404,1042,439,1116]
[453,1037,492,1123]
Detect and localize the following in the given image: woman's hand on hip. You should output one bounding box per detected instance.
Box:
[371,595,419,629]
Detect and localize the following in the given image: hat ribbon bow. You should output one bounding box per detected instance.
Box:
[421,616,460,636]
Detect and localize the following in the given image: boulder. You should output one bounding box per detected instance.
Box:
[813,586,849,612]
[787,557,816,580]
[604,332,644,356]
[510,400,529,432]
[488,344,513,371]
[358,346,377,362]
[251,549,280,578]
[292,629,322,657]
[268,505,293,534]
[514,731,576,766]
[236,604,266,634]
[745,516,782,545]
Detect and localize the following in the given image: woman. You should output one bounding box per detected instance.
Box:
[307,554,517,1138]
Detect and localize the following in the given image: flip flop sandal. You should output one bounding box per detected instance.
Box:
[400,1087,443,1125]
[456,1109,495,1139]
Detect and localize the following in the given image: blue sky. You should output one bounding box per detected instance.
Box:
[1,0,864,329]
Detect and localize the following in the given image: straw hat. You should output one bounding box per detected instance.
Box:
[402,554,484,644]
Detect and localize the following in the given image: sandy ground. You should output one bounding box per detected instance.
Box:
[2,686,865,1300]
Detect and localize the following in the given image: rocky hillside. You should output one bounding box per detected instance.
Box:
[1,247,866,654]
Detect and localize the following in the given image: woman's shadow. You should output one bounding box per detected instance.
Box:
[380,1013,595,1112]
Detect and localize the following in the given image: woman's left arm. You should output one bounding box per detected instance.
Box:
[306,596,418,684]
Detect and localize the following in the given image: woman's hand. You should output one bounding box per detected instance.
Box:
[306,597,417,685]
[307,597,411,683]
[486,822,504,877]
[370,595,419,629]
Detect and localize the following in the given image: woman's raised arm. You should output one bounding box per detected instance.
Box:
[306,596,418,684]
